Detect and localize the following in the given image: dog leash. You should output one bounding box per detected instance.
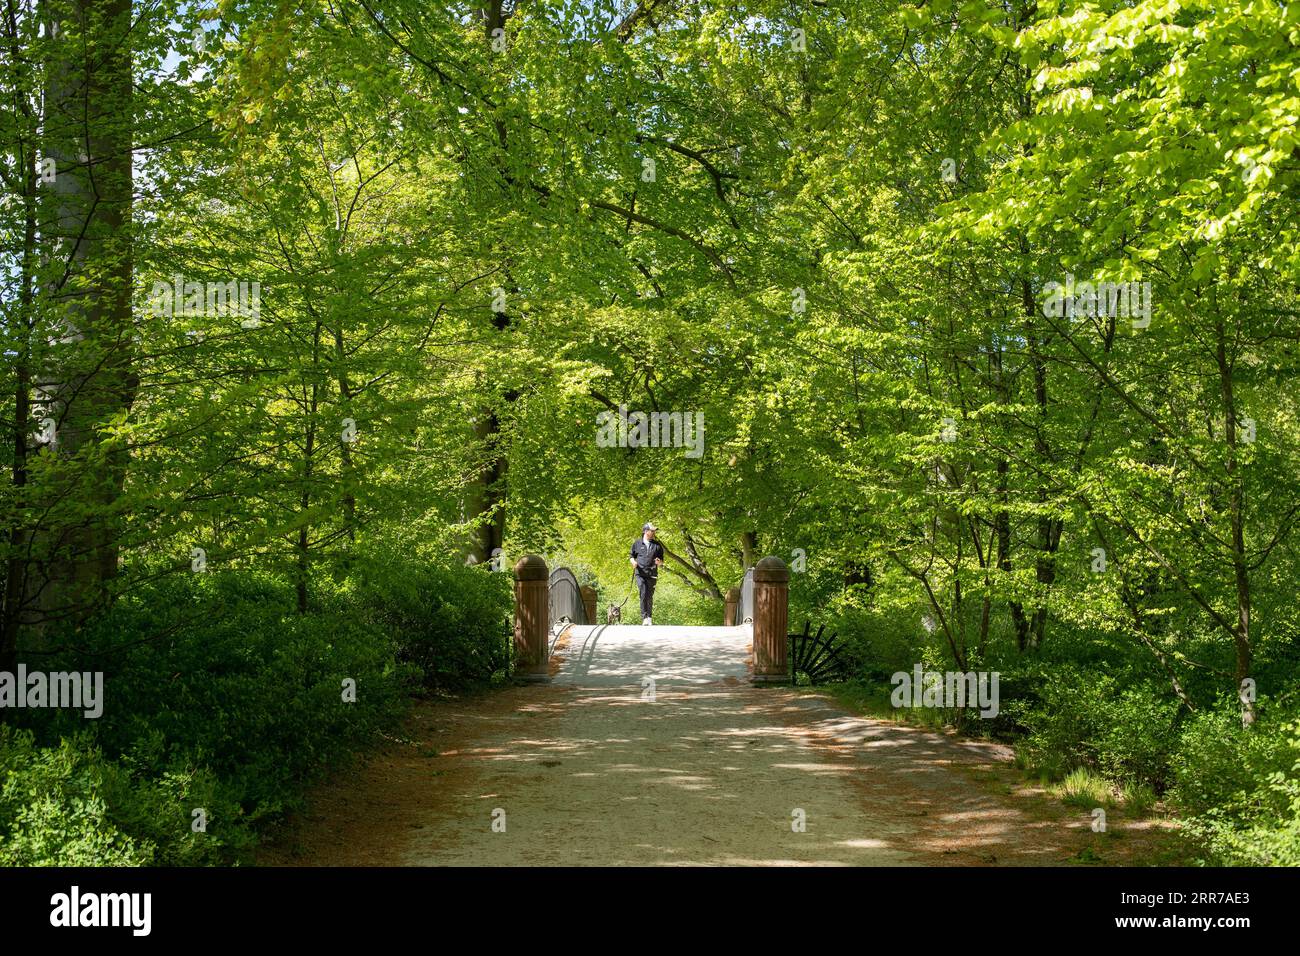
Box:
[615,572,636,612]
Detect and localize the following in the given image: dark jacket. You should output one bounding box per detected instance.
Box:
[631,538,664,578]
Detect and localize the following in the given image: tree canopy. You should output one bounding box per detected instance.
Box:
[1,0,1298,866]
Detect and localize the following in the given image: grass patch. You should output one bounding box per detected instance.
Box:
[1055,767,1116,808]
[817,679,951,732]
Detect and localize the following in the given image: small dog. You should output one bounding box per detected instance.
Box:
[606,604,622,624]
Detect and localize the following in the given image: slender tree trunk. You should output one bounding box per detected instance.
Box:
[296,322,323,615]
[470,405,508,564]
[297,407,317,615]
[333,325,357,540]
[464,0,515,566]
[1,130,37,675]
[1216,320,1254,726]
[1,0,41,672]
[998,452,1031,650]
[991,338,1029,650]
[740,530,758,570]
[1023,279,1057,649]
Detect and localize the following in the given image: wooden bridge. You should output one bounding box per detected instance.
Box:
[511,554,833,686]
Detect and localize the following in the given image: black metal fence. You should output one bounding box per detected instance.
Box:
[789,621,849,685]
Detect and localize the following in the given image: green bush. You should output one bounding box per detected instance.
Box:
[1168,704,1295,819]
[354,558,512,690]
[0,728,150,865]
[0,728,236,865]
[56,571,416,823]
[0,563,436,865]
[827,602,917,680]
[1178,718,1300,865]
[1009,667,1180,790]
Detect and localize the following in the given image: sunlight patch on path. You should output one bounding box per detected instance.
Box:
[553,623,752,686]
[399,686,916,866]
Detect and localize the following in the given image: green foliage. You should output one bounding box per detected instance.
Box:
[1056,767,1117,809]
[0,0,1296,867]
[0,561,491,865]
[1169,707,1297,820]
[1013,669,1182,790]
[1178,719,1300,866]
[0,727,229,866]
[821,599,917,682]
[59,572,413,813]
[355,556,513,691]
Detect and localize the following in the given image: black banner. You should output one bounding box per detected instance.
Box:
[0,865,1288,942]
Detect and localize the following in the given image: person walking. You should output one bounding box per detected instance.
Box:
[629,522,665,625]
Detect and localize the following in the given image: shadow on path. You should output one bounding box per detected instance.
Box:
[261,626,1178,866]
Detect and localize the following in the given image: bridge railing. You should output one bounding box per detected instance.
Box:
[515,553,790,685]
[548,566,588,631]
[737,565,755,624]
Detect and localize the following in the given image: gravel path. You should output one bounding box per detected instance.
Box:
[262,624,1176,866]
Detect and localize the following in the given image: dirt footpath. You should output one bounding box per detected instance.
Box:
[261,677,1176,866]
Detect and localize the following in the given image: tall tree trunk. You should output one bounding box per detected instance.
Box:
[1216,319,1254,727]
[740,530,758,570]
[296,324,323,614]
[0,1,41,673]
[1,116,37,674]
[333,325,357,541]
[32,0,136,631]
[469,403,507,565]
[991,340,1028,650]
[1023,279,1057,649]
[464,0,515,566]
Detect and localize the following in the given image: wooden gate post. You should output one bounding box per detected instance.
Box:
[580,585,597,626]
[724,587,740,626]
[751,556,789,684]
[514,555,550,682]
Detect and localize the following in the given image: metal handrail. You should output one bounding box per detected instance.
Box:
[548,566,586,631]
[737,565,755,624]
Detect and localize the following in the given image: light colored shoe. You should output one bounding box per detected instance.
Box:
[642,617,652,626]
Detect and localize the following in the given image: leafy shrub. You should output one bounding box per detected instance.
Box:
[1010,667,1179,789]
[0,729,152,865]
[354,558,512,690]
[828,602,917,680]
[1168,704,1295,819]
[1178,718,1300,865]
[0,728,237,865]
[2,565,427,864]
[55,571,416,822]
